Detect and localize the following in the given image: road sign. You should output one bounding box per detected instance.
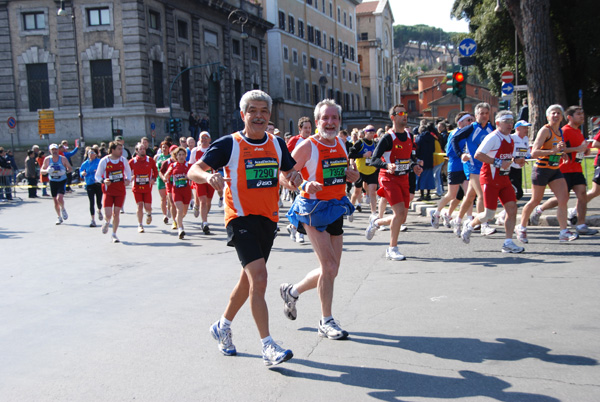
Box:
[156,107,170,114]
[590,117,600,126]
[459,56,476,66]
[458,38,477,57]
[501,71,514,84]
[501,83,514,95]
[514,85,528,91]
[7,117,16,129]
[150,122,156,130]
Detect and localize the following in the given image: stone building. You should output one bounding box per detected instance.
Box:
[262,0,362,135]
[0,0,271,150]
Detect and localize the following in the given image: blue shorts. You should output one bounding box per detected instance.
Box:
[287,196,354,232]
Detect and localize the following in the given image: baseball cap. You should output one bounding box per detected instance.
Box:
[169,145,178,152]
[114,136,124,141]
[49,143,59,150]
[514,120,531,128]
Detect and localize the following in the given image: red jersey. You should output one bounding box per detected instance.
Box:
[169,161,191,189]
[299,136,348,201]
[595,130,600,167]
[160,158,174,191]
[129,156,158,193]
[102,158,127,196]
[287,135,307,153]
[379,129,414,180]
[479,132,514,185]
[560,124,585,173]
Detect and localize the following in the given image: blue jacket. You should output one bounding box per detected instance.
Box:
[80,157,100,186]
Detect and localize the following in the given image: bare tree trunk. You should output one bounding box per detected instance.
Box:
[505,0,567,136]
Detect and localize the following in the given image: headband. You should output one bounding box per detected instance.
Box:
[458,114,472,123]
[497,114,514,122]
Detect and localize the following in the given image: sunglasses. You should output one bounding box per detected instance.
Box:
[392,111,407,116]
[365,129,376,132]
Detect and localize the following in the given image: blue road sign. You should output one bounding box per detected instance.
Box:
[150,122,156,130]
[7,116,16,129]
[501,83,514,95]
[458,38,477,57]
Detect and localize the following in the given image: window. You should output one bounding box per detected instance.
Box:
[315,29,321,47]
[288,15,295,34]
[348,70,352,81]
[344,44,349,58]
[349,14,353,29]
[343,11,347,26]
[355,72,358,83]
[307,0,312,5]
[319,59,323,72]
[337,7,341,23]
[338,40,343,56]
[22,12,45,30]
[310,56,317,70]
[298,20,304,39]
[148,10,160,31]
[205,30,218,47]
[312,84,319,105]
[334,64,338,77]
[278,11,285,30]
[360,32,368,41]
[26,63,49,112]
[323,33,327,49]
[232,39,241,56]
[302,53,307,68]
[322,0,325,13]
[342,68,345,81]
[152,61,164,108]
[329,2,333,18]
[286,77,292,99]
[181,68,191,111]
[350,47,355,61]
[88,7,110,26]
[91,60,114,108]
[296,79,301,102]
[177,20,188,39]
[330,37,335,52]
[307,25,314,43]
[326,62,330,75]
[251,45,259,61]
[305,82,310,103]
[283,46,289,62]
[408,100,417,112]
[235,79,243,108]
[292,49,298,64]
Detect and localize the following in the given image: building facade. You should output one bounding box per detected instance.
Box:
[263,0,362,135]
[350,0,399,128]
[0,0,272,149]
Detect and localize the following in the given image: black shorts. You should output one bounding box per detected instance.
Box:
[409,171,416,194]
[531,166,564,187]
[448,170,467,186]
[562,172,587,191]
[594,166,600,185]
[359,171,379,186]
[50,179,67,197]
[226,215,277,267]
[297,215,344,236]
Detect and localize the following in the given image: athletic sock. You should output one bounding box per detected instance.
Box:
[290,285,300,298]
[321,315,333,324]
[219,316,232,330]
[261,335,273,347]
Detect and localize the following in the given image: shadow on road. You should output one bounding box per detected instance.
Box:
[273,358,561,402]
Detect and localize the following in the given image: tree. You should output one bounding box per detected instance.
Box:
[452,0,600,135]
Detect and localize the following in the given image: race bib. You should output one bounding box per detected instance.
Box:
[174,174,188,188]
[136,174,149,185]
[245,158,278,189]
[322,158,347,186]
[108,170,123,182]
[515,147,528,158]
[548,154,561,167]
[500,161,511,176]
[575,152,585,163]
[50,163,65,179]
[365,157,372,165]
[394,159,411,175]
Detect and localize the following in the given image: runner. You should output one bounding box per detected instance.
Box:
[41,144,73,224]
[459,111,525,253]
[280,99,359,340]
[189,132,220,234]
[129,142,158,233]
[348,125,379,219]
[188,90,302,366]
[80,147,103,227]
[516,104,579,243]
[164,147,192,239]
[160,145,179,230]
[154,141,172,225]
[364,104,422,260]
[95,141,132,243]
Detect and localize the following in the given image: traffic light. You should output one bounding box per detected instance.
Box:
[167,118,182,134]
[168,118,176,133]
[174,118,182,133]
[446,70,467,99]
[499,99,510,110]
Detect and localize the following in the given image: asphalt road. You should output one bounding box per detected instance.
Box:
[1,187,599,401]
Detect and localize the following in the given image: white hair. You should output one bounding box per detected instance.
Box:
[239,90,272,114]
[314,99,342,122]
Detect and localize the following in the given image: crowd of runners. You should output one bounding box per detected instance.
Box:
[35,89,600,367]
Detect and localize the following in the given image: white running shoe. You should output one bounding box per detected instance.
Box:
[502,240,525,253]
[98,210,103,221]
[529,206,543,226]
[481,222,497,236]
[146,213,152,225]
[452,219,462,237]
[348,213,354,222]
[193,207,199,218]
[378,225,390,231]
[441,211,452,228]
[567,207,577,226]
[209,321,236,356]
[61,209,68,220]
[262,340,293,367]
[90,219,97,228]
[218,197,224,208]
[295,232,305,243]
[279,283,298,320]
[111,233,120,243]
[56,216,63,225]
[400,224,408,232]
[138,225,144,233]
[461,222,474,244]
[430,209,440,229]
[386,246,406,261]
[178,228,185,239]
[495,210,506,226]
[516,225,528,244]
[559,230,578,242]
[287,224,297,241]
[318,319,349,340]
[102,221,109,234]
[365,215,379,240]
[576,224,598,235]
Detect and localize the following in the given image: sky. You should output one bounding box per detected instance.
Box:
[389,0,470,33]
